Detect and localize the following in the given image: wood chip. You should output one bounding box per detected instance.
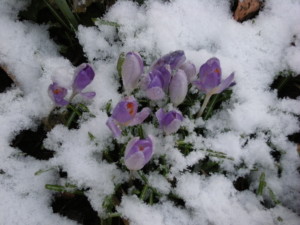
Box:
[233,0,262,22]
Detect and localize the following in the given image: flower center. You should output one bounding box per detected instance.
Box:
[138,145,144,151]
[53,88,62,94]
[214,68,220,74]
[127,102,135,116]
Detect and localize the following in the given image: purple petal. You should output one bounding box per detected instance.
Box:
[156,66,171,92]
[124,137,140,157]
[215,72,235,94]
[122,52,144,93]
[73,64,95,92]
[180,61,197,82]
[127,107,151,126]
[148,71,164,89]
[80,91,96,99]
[48,82,69,106]
[156,109,183,134]
[152,50,186,70]
[155,108,166,125]
[124,136,153,170]
[199,58,221,83]
[163,118,182,135]
[106,118,122,138]
[146,86,165,101]
[169,69,188,106]
[193,80,209,94]
[125,151,146,170]
[111,96,138,123]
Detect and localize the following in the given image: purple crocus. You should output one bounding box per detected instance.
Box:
[193,57,235,117]
[48,82,69,106]
[122,52,144,94]
[155,109,183,134]
[106,96,151,138]
[143,66,171,101]
[72,63,96,99]
[152,50,186,71]
[124,136,154,170]
[169,69,188,106]
[179,61,197,83]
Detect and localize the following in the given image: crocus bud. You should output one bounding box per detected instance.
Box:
[72,63,96,99]
[124,136,154,170]
[122,52,144,94]
[106,96,151,138]
[152,50,186,70]
[179,61,197,82]
[193,57,235,95]
[145,66,171,101]
[169,69,188,106]
[155,109,183,135]
[48,82,69,106]
[73,64,95,92]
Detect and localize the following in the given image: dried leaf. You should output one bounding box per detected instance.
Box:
[233,0,262,22]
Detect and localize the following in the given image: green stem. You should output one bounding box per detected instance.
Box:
[138,171,148,184]
[257,172,266,196]
[197,93,212,118]
[149,191,154,205]
[140,185,148,200]
[203,94,219,120]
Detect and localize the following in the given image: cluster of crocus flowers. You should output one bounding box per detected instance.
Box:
[143,50,196,106]
[106,96,151,138]
[106,51,235,171]
[48,64,96,106]
[193,57,235,117]
[124,136,154,170]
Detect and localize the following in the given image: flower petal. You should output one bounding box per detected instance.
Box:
[111,96,138,123]
[146,86,165,101]
[122,52,144,93]
[73,64,95,92]
[152,50,186,70]
[106,118,122,138]
[48,82,69,106]
[124,137,140,158]
[80,91,96,99]
[169,69,188,106]
[215,72,235,94]
[127,107,151,126]
[125,151,146,170]
[180,61,197,82]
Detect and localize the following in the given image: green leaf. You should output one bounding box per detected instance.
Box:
[116,52,125,78]
[53,0,78,30]
[92,18,121,28]
[257,172,266,196]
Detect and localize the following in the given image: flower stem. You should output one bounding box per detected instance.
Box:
[197,93,212,118]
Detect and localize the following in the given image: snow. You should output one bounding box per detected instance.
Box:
[0,0,300,224]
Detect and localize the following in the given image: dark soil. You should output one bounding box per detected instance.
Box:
[52,193,100,225]
[10,125,55,160]
[0,67,14,93]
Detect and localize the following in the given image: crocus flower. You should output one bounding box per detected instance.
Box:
[152,50,186,71]
[193,57,235,117]
[106,96,151,138]
[72,63,96,99]
[124,136,154,170]
[48,82,69,106]
[121,52,144,94]
[144,66,171,101]
[169,69,188,106]
[156,109,183,135]
[179,61,197,82]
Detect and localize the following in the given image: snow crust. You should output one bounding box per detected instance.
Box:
[0,0,299,224]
